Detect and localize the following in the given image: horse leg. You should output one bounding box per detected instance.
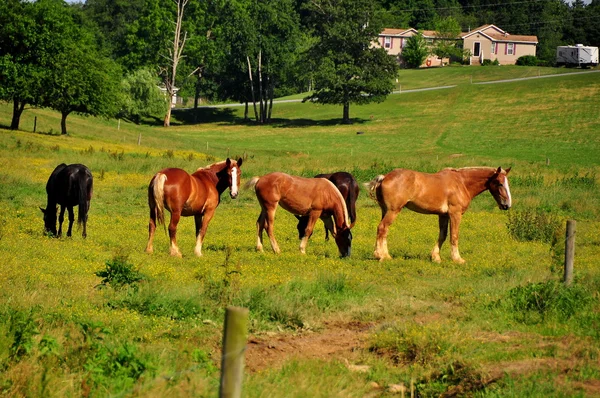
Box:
[300,211,321,254]
[168,211,183,257]
[57,206,66,237]
[322,215,335,241]
[374,208,400,261]
[431,215,449,263]
[449,212,465,264]
[66,206,75,237]
[145,206,157,253]
[194,208,215,257]
[265,206,280,254]
[256,209,267,252]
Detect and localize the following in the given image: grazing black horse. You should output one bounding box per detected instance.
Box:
[296,171,359,240]
[40,163,93,238]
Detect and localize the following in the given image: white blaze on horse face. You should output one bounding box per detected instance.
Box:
[231,167,238,197]
[504,176,512,208]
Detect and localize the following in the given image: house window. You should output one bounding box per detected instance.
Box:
[401,38,407,48]
[426,38,433,45]
[384,37,391,49]
[491,42,497,54]
[507,43,514,55]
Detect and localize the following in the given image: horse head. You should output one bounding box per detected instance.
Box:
[334,225,352,258]
[40,206,58,236]
[225,158,243,199]
[487,167,512,210]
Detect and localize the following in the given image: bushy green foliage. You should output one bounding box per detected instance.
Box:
[481,59,500,66]
[120,68,167,124]
[401,34,429,68]
[95,253,146,289]
[505,280,593,324]
[7,309,39,361]
[516,55,539,66]
[506,209,561,243]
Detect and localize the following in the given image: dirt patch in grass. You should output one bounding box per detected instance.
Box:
[245,321,373,372]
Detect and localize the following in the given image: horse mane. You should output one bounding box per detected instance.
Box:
[323,179,349,226]
[444,166,506,174]
[197,160,228,172]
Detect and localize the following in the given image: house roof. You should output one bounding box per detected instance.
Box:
[380,24,538,44]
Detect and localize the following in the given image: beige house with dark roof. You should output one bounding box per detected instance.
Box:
[377,24,538,67]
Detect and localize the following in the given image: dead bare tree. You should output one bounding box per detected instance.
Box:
[162,0,189,127]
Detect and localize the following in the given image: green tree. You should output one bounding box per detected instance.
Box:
[44,28,122,135]
[120,69,167,124]
[0,0,64,130]
[432,16,463,66]
[303,0,399,124]
[401,33,429,68]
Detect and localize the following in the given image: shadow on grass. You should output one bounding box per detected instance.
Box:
[170,108,370,128]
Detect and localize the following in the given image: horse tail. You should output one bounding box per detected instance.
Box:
[244,176,260,191]
[347,181,359,228]
[364,175,385,201]
[151,173,168,226]
[77,168,93,227]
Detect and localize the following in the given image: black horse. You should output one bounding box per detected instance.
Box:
[296,171,359,240]
[40,164,93,238]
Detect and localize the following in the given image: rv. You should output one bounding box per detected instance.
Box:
[556,44,599,68]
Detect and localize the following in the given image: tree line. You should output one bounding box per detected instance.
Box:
[1,0,597,133]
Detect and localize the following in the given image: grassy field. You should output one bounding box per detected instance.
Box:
[1,66,599,397]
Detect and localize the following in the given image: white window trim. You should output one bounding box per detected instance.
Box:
[507,42,514,55]
[491,42,496,54]
[384,37,391,49]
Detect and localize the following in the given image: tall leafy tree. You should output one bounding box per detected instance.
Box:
[432,16,463,65]
[42,15,122,135]
[303,0,399,124]
[0,0,67,130]
[402,33,429,67]
[120,68,167,124]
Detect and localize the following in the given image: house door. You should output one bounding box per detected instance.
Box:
[473,42,481,57]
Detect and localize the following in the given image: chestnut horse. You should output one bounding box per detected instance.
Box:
[296,171,359,241]
[145,158,242,257]
[366,167,512,263]
[40,163,93,238]
[245,172,352,257]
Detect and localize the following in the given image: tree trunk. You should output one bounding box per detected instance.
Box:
[164,95,173,127]
[244,101,249,121]
[247,56,258,122]
[342,102,351,124]
[10,99,25,130]
[60,111,70,135]
[258,51,264,124]
[194,78,201,109]
[267,78,274,123]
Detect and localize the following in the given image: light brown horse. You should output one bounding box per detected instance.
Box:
[366,167,512,263]
[245,172,353,257]
[145,158,242,257]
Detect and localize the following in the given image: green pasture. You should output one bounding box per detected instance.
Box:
[1,67,599,397]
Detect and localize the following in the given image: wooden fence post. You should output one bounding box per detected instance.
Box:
[564,220,576,286]
[219,306,249,398]
[33,116,37,133]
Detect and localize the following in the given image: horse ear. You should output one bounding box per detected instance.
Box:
[237,157,243,168]
[226,158,231,166]
[496,167,502,175]
[505,167,511,175]
[40,207,46,214]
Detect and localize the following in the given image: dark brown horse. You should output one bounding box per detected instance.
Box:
[366,167,512,263]
[246,172,352,257]
[296,171,359,241]
[40,163,93,238]
[145,158,242,257]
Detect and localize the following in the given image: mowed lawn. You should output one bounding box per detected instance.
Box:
[0,67,599,397]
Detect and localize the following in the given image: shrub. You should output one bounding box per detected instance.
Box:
[506,280,593,324]
[401,33,429,68]
[516,55,538,66]
[506,209,561,243]
[95,253,145,289]
[7,309,39,361]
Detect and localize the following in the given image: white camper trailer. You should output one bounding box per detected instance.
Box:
[556,44,599,68]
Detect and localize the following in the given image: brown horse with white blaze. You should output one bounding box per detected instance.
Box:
[366,167,512,263]
[145,158,242,257]
[245,172,352,257]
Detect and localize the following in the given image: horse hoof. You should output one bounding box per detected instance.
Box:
[194,250,203,257]
[431,256,442,264]
[453,258,466,264]
[145,248,153,254]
